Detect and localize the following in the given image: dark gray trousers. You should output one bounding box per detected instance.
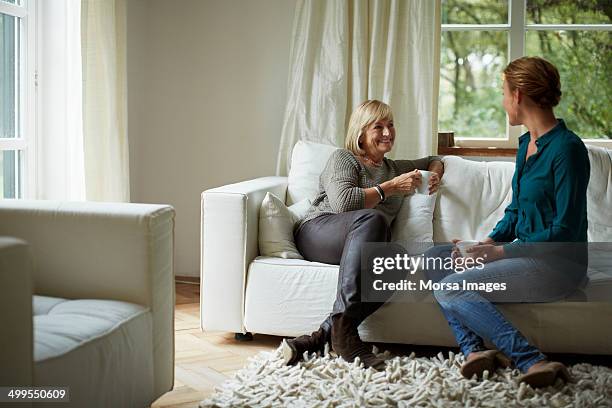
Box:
[294,209,393,333]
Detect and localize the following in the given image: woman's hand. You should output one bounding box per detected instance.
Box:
[450,238,462,259]
[390,170,421,195]
[479,237,495,245]
[451,237,497,259]
[428,172,441,194]
[466,244,505,263]
[428,160,444,195]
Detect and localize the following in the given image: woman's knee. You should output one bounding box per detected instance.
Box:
[433,274,466,306]
[351,209,390,238]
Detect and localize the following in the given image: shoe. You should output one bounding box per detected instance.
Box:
[460,350,511,379]
[281,327,329,366]
[518,361,572,388]
[331,314,386,370]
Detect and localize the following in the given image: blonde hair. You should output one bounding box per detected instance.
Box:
[503,57,562,109]
[345,100,394,156]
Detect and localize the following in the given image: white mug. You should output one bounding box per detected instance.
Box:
[417,170,432,195]
[456,240,479,258]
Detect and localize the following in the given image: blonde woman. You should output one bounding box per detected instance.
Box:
[282,100,444,369]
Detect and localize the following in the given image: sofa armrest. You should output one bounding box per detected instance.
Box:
[0,237,33,387]
[0,200,175,396]
[201,176,288,333]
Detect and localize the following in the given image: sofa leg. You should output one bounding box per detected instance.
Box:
[235,332,253,342]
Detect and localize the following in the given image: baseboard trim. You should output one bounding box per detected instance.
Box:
[175,276,200,284]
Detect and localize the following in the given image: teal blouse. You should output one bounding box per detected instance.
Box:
[488,120,590,261]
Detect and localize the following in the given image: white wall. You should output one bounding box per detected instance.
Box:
[127,0,296,276]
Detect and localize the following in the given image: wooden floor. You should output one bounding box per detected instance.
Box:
[151,282,281,408]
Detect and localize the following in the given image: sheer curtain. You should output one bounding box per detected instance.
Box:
[81,0,129,201]
[38,0,85,200]
[37,0,129,202]
[276,0,441,175]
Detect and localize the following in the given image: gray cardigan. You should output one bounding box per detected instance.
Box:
[298,149,440,227]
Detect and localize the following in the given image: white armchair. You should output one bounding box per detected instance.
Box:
[0,200,175,407]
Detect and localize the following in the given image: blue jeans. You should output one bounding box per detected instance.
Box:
[423,245,585,373]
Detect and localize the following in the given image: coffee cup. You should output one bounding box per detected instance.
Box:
[456,240,479,258]
[417,170,432,195]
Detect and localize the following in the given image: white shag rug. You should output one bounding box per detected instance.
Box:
[200,345,612,407]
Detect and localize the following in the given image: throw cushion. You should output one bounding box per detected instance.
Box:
[287,141,339,205]
[433,156,514,242]
[259,192,311,259]
[391,192,437,255]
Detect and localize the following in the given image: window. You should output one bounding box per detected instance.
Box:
[0,0,35,198]
[439,0,611,149]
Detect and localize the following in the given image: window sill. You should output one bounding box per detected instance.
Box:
[438,146,518,157]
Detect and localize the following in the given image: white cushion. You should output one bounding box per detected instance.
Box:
[287,141,339,205]
[242,256,454,345]
[391,192,437,255]
[586,146,612,242]
[433,156,515,242]
[33,295,154,407]
[258,192,311,259]
[244,257,338,336]
[243,256,612,353]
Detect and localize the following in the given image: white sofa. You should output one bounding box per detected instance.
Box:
[0,201,175,407]
[201,142,612,355]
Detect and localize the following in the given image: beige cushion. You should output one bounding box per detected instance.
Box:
[258,192,311,259]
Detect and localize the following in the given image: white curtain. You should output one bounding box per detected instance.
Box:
[37,0,129,202]
[81,0,129,201]
[276,0,441,175]
[38,0,85,200]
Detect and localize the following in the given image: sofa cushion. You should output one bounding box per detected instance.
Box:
[244,257,338,336]
[586,145,612,242]
[391,192,437,255]
[434,156,515,242]
[287,141,339,205]
[258,192,311,259]
[243,255,612,353]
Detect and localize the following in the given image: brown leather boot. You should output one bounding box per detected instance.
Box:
[331,314,385,370]
[282,327,329,365]
[460,349,511,379]
[518,361,572,388]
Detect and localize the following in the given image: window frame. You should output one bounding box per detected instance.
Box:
[441,0,612,149]
[0,0,37,198]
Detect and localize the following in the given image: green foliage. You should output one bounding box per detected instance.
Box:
[439,0,611,139]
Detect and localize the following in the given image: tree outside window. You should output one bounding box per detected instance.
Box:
[439,0,611,142]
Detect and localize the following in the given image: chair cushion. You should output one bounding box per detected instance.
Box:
[33,296,154,407]
[33,296,148,362]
